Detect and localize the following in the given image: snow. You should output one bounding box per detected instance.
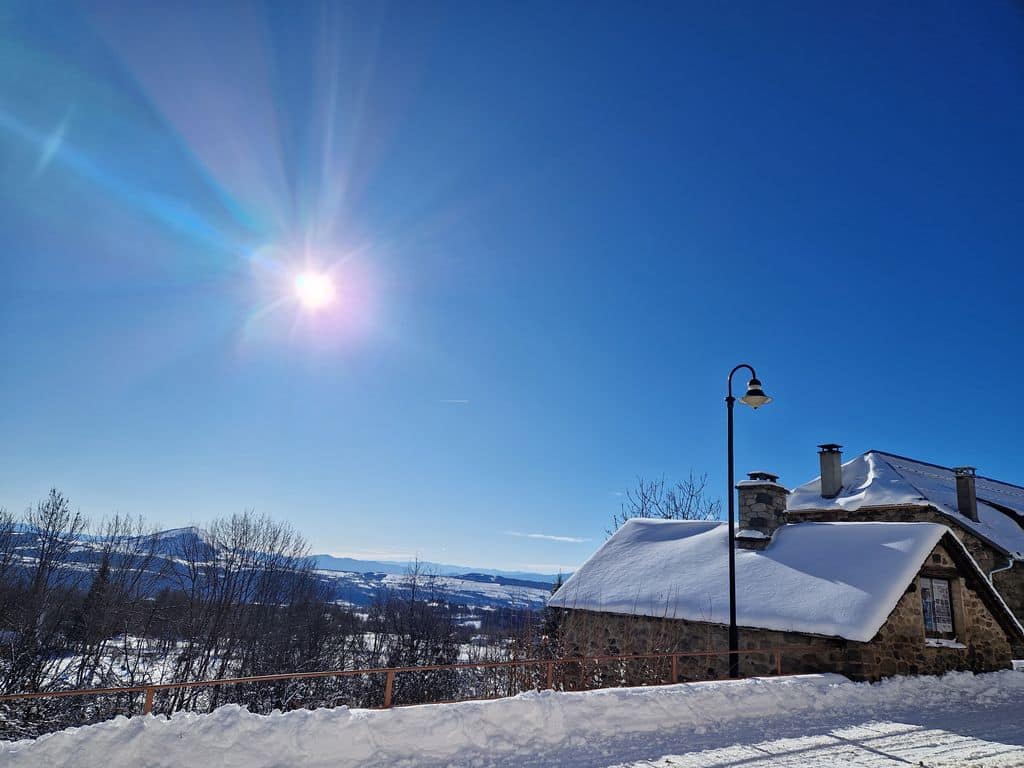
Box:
[549,519,953,642]
[925,638,967,649]
[380,573,549,608]
[788,451,1024,559]
[737,480,787,490]
[736,529,768,539]
[613,718,1024,767]
[4,671,1024,768]
[313,569,552,610]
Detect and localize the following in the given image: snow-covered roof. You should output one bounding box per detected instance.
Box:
[787,451,1024,560]
[549,519,961,642]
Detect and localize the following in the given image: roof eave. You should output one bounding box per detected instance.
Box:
[789,501,1014,559]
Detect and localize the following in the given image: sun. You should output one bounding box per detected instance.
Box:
[294,271,336,310]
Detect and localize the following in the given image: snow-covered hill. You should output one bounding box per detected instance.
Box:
[10,526,557,611]
[315,569,553,610]
[311,552,563,583]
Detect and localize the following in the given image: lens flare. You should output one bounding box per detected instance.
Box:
[294,271,336,310]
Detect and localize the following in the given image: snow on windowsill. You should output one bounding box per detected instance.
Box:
[925,638,966,649]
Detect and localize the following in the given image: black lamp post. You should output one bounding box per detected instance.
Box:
[725,364,771,678]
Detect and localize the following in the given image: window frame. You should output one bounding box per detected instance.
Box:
[919,575,957,641]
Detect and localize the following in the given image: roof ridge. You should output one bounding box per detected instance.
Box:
[866,449,1024,492]
[870,452,1019,557]
[866,449,952,473]
[870,452,933,505]
[977,496,1024,530]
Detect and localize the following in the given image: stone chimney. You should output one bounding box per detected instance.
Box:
[818,444,843,498]
[952,466,979,522]
[736,471,790,550]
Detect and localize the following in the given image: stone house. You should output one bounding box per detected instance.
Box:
[788,446,1024,629]
[549,474,1023,682]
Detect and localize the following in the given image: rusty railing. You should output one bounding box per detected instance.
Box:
[0,646,792,717]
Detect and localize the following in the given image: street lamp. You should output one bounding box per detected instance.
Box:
[726,364,771,678]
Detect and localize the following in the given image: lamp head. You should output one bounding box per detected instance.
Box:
[740,377,772,409]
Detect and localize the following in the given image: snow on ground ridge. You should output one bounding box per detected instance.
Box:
[4,671,1024,768]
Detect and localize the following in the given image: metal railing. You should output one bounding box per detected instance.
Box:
[0,646,794,718]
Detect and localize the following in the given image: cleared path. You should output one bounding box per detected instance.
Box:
[614,713,1024,767]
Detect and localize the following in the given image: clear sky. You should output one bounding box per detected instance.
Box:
[1,1,1022,572]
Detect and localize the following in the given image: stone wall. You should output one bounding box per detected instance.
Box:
[857,543,1014,678]
[991,567,1024,637]
[556,541,1015,683]
[556,607,842,684]
[737,476,789,543]
[787,504,1024,623]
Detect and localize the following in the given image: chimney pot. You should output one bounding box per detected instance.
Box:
[952,466,979,522]
[818,444,844,498]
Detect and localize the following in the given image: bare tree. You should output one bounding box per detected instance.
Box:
[366,560,460,705]
[68,514,166,689]
[0,508,18,633]
[607,472,721,535]
[2,490,87,693]
[165,511,321,712]
[0,492,577,735]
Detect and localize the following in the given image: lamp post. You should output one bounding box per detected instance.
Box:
[725,364,771,678]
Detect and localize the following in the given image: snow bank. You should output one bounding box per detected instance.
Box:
[4,671,1024,768]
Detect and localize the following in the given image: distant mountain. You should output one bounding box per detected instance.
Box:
[314,570,553,611]
[132,526,216,558]
[310,553,565,584]
[9,526,563,611]
[456,572,556,592]
[122,530,566,585]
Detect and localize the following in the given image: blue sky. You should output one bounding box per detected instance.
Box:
[1,1,1022,572]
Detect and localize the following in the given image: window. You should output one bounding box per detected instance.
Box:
[920,577,955,638]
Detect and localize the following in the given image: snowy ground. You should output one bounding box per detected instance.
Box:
[608,707,1024,767]
[3,671,1024,767]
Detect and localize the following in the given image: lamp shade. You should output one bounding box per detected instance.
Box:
[740,377,772,409]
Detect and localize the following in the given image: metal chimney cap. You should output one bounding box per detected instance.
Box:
[817,443,843,453]
[952,466,977,477]
[747,471,780,483]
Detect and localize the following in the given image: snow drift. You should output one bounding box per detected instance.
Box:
[4,671,1024,768]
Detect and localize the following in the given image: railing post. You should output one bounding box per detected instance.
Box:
[670,654,678,684]
[383,670,394,708]
[775,649,782,676]
[143,687,155,716]
[545,661,554,690]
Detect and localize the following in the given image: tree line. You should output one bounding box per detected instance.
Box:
[0,490,551,738]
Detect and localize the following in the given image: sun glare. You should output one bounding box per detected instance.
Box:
[294,271,336,310]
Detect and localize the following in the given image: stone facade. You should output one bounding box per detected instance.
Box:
[556,539,1018,683]
[787,504,1024,631]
